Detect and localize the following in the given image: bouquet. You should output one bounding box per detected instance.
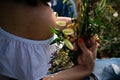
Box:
[49,0,107,72]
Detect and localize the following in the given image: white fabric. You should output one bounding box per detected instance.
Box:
[0,27,56,80]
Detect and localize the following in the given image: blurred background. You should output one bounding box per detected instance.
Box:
[96,0,120,58]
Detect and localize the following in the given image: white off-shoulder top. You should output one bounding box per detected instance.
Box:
[0,27,57,80]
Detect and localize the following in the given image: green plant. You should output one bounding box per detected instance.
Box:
[49,0,120,72]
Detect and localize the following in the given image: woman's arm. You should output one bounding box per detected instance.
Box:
[43,65,91,80]
[42,38,98,80]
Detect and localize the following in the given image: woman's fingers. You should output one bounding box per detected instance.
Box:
[88,37,100,59]
[89,42,98,59]
[78,38,88,53]
[77,37,98,72]
[78,38,98,62]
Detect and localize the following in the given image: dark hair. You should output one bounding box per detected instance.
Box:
[15,0,51,6]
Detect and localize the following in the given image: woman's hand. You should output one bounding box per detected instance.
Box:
[42,37,99,80]
[77,37,99,74]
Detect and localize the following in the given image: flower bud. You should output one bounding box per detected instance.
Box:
[113,12,118,18]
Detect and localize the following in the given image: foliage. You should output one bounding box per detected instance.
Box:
[49,0,120,72]
[96,0,120,58]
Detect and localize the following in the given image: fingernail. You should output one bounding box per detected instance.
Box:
[96,39,100,43]
[73,47,78,51]
[79,38,84,43]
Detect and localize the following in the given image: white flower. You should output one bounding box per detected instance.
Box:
[62,28,74,35]
[64,39,74,50]
[56,21,67,27]
[113,12,118,18]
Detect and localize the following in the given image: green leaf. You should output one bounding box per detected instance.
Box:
[50,27,59,34]
[50,37,61,44]
[98,0,107,10]
[62,0,67,3]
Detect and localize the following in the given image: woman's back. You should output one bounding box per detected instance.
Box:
[0,2,56,40]
[0,1,57,80]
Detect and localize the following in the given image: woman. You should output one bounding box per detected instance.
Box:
[0,0,98,80]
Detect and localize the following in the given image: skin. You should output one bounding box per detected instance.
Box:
[0,1,98,80]
[43,39,98,80]
[0,2,56,40]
